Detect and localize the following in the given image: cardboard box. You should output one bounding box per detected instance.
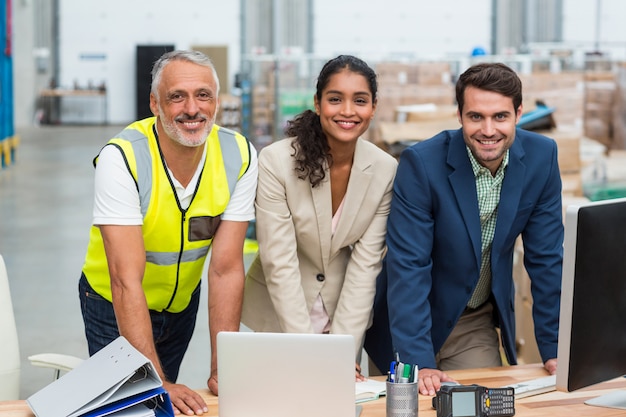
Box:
[585,101,614,121]
[585,81,616,105]
[524,89,584,129]
[512,236,541,365]
[520,72,584,92]
[415,62,452,85]
[584,118,613,147]
[537,128,582,173]
[561,172,584,196]
[376,63,413,82]
[377,120,458,144]
[514,194,590,364]
[584,71,616,82]
[404,104,458,123]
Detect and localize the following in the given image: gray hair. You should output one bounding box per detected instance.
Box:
[150,50,220,98]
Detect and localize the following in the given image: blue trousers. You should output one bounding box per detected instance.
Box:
[78,273,200,382]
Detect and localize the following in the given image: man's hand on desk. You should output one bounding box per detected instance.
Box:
[544,358,557,375]
[208,372,218,396]
[163,381,208,415]
[418,368,457,396]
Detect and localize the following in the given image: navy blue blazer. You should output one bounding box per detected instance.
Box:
[365,128,563,371]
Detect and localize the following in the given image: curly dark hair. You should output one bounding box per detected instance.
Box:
[285,55,377,187]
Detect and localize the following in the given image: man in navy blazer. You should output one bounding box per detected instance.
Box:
[365,63,563,396]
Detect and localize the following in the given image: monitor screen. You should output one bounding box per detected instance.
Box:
[556,197,626,410]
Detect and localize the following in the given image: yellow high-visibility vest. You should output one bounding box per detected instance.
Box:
[82,117,251,312]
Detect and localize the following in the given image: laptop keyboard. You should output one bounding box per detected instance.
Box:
[502,375,556,399]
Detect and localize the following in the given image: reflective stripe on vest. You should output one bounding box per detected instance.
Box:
[116,126,243,220]
[82,119,250,311]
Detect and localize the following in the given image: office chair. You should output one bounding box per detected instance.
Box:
[0,253,83,400]
[0,254,20,400]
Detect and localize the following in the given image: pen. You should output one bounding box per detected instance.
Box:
[399,363,411,383]
[396,361,404,383]
[403,363,412,382]
[389,361,397,383]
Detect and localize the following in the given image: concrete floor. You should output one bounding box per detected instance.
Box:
[0,124,220,399]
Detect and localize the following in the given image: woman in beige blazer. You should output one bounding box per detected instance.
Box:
[241,55,397,377]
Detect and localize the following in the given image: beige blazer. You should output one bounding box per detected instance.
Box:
[241,137,397,355]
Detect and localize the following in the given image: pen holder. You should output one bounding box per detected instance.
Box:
[386,381,418,417]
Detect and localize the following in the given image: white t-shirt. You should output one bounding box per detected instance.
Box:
[93,140,258,226]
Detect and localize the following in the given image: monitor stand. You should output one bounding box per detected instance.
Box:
[585,390,626,410]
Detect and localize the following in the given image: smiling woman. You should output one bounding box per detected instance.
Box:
[241,55,398,381]
[315,69,376,147]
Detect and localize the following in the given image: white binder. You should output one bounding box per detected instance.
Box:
[27,336,174,417]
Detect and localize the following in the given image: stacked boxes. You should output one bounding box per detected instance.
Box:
[217,94,242,133]
[245,59,318,149]
[512,236,541,364]
[540,128,584,196]
[513,194,590,364]
[252,84,273,127]
[375,61,455,124]
[251,84,275,149]
[374,103,459,157]
[372,61,456,145]
[241,58,626,159]
[614,63,626,150]
[519,71,585,129]
[584,71,618,148]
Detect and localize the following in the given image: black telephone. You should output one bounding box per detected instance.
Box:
[432,384,515,417]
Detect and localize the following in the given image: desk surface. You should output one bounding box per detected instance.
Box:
[2,364,625,416]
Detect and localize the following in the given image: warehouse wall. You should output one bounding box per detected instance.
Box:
[57,0,241,125]
[563,0,626,53]
[12,0,626,127]
[53,0,494,125]
[312,0,492,61]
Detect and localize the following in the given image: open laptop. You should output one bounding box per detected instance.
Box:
[217,331,357,417]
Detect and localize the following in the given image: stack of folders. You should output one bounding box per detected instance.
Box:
[27,336,174,417]
[387,359,418,384]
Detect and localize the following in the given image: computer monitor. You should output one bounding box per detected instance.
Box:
[556,197,626,410]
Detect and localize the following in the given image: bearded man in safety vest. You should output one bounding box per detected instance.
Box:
[79,50,258,415]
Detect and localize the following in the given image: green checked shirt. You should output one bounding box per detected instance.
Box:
[466,147,509,309]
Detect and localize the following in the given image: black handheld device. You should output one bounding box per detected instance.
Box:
[432,384,515,417]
